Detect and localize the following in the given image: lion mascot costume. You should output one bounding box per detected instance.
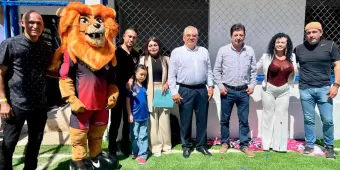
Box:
[48,2,119,170]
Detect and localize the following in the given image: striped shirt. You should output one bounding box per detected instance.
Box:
[213,43,257,90]
[168,45,213,95]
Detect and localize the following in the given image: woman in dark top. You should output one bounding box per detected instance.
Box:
[139,37,172,157]
[257,33,298,152]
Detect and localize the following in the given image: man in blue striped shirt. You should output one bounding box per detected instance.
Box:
[213,23,257,157]
[168,26,214,158]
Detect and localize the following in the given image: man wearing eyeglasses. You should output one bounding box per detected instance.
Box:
[294,22,340,159]
[168,26,214,158]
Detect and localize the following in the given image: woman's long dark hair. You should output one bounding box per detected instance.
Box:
[143,36,162,58]
[267,33,293,61]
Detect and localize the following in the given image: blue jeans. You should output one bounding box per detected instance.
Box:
[130,120,148,159]
[300,86,334,148]
[220,88,250,149]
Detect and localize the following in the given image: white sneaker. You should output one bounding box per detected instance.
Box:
[163,149,173,154]
[153,152,162,157]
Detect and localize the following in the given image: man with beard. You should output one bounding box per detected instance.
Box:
[109,27,140,158]
[294,22,339,159]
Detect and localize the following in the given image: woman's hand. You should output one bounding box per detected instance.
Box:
[162,83,169,95]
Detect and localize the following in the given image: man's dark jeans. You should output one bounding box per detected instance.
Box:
[220,88,250,149]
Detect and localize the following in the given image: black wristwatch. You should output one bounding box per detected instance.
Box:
[208,85,215,89]
[333,83,340,88]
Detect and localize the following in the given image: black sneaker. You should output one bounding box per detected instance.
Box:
[90,152,119,170]
[325,146,336,159]
[303,146,314,155]
[70,159,94,170]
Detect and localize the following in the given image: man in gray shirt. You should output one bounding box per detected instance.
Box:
[213,23,257,157]
[168,26,214,158]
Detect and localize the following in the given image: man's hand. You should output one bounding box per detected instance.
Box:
[208,87,214,101]
[126,78,134,91]
[172,94,183,104]
[0,102,14,119]
[162,83,169,95]
[327,86,338,98]
[246,88,254,95]
[128,114,134,123]
[220,88,227,96]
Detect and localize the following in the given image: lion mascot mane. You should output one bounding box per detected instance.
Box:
[49,2,119,169]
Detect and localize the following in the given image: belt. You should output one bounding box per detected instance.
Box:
[178,83,206,89]
[223,84,248,90]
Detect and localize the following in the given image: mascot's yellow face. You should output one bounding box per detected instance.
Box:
[79,15,105,47]
[51,2,118,71]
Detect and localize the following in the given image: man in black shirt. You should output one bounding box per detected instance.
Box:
[0,11,52,170]
[108,28,140,157]
[294,22,340,159]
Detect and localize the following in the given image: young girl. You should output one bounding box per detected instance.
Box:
[126,64,149,165]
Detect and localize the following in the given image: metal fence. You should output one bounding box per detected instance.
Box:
[112,0,340,59]
[112,0,209,56]
[305,0,340,51]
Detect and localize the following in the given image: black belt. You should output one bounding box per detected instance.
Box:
[178,83,206,89]
[223,84,248,90]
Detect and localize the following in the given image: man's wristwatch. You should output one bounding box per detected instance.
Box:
[208,86,215,89]
[333,83,340,88]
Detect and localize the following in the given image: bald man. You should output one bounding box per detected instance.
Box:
[0,10,52,170]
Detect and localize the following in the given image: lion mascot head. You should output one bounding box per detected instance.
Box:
[49,2,118,72]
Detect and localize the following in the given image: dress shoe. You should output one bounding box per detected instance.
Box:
[182,148,192,158]
[241,146,255,157]
[196,148,212,157]
[219,144,229,153]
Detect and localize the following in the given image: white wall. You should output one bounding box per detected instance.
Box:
[209,0,306,67]
[170,84,340,140]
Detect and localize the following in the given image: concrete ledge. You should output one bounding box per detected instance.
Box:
[45,104,71,133]
[17,132,70,146]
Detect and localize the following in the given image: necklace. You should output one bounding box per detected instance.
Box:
[152,57,159,62]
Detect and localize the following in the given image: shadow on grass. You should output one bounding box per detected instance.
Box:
[40,144,70,155]
[12,157,25,168]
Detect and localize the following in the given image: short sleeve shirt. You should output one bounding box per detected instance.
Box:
[0,34,52,110]
[127,85,149,122]
[294,40,340,89]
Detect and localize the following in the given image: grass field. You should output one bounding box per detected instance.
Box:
[11,140,340,170]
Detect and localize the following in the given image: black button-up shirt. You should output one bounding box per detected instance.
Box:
[0,34,52,110]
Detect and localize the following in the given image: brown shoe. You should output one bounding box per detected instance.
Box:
[219,144,229,153]
[242,147,255,157]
